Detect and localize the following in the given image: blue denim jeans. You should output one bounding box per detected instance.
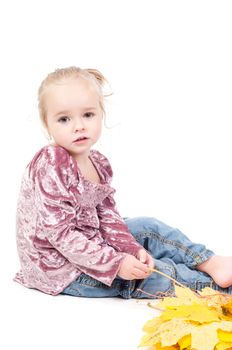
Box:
[61,216,232,298]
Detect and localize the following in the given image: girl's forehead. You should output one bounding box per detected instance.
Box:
[46,77,99,99]
[48,76,98,93]
[44,78,101,112]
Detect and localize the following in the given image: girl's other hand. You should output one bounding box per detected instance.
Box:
[117,254,152,280]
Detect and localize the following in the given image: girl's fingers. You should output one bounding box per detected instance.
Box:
[132,267,150,279]
[134,260,149,273]
[137,249,147,263]
[147,255,155,269]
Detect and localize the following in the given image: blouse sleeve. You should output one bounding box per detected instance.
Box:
[31,146,125,286]
[93,151,143,256]
[97,193,143,256]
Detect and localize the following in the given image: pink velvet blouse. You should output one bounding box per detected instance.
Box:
[14,145,142,295]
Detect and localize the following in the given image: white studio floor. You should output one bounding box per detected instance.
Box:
[2,279,159,350]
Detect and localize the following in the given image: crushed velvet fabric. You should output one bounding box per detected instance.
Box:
[14,145,142,295]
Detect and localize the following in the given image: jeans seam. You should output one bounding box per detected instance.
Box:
[66,286,82,294]
[134,231,210,266]
[194,280,214,291]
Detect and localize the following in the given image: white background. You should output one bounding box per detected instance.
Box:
[1,1,232,349]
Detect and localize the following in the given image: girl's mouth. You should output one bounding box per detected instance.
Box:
[73,137,88,144]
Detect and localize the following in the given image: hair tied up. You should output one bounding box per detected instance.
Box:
[85,68,108,87]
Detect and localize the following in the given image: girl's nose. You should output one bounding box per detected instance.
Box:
[74,117,85,132]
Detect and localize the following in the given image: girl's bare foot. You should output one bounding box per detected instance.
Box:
[197,255,232,288]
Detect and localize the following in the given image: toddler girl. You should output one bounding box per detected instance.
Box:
[14,66,232,298]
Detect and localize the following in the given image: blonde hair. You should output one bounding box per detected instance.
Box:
[38,66,109,128]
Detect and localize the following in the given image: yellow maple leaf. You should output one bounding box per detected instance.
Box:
[140,283,232,350]
[140,319,232,350]
[160,304,221,323]
[222,300,232,317]
[218,329,232,342]
[190,322,221,350]
[140,318,193,348]
[143,317,163,333]
[157,285,199,309]
[191,322,232,350]
[199,288,232,313]
[215,341,232,350]
[154,344,179,350]
[178,334,191,349]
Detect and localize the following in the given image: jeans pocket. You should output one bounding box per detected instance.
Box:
[132,259,176,299]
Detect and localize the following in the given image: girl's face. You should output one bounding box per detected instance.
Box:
[44,77,103,162]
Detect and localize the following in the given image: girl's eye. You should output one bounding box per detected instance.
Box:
[84,112,94,118]
[58,116,70,123]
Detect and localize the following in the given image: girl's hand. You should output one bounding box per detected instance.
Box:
[137,249,154,270]
[117,254,151,280]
